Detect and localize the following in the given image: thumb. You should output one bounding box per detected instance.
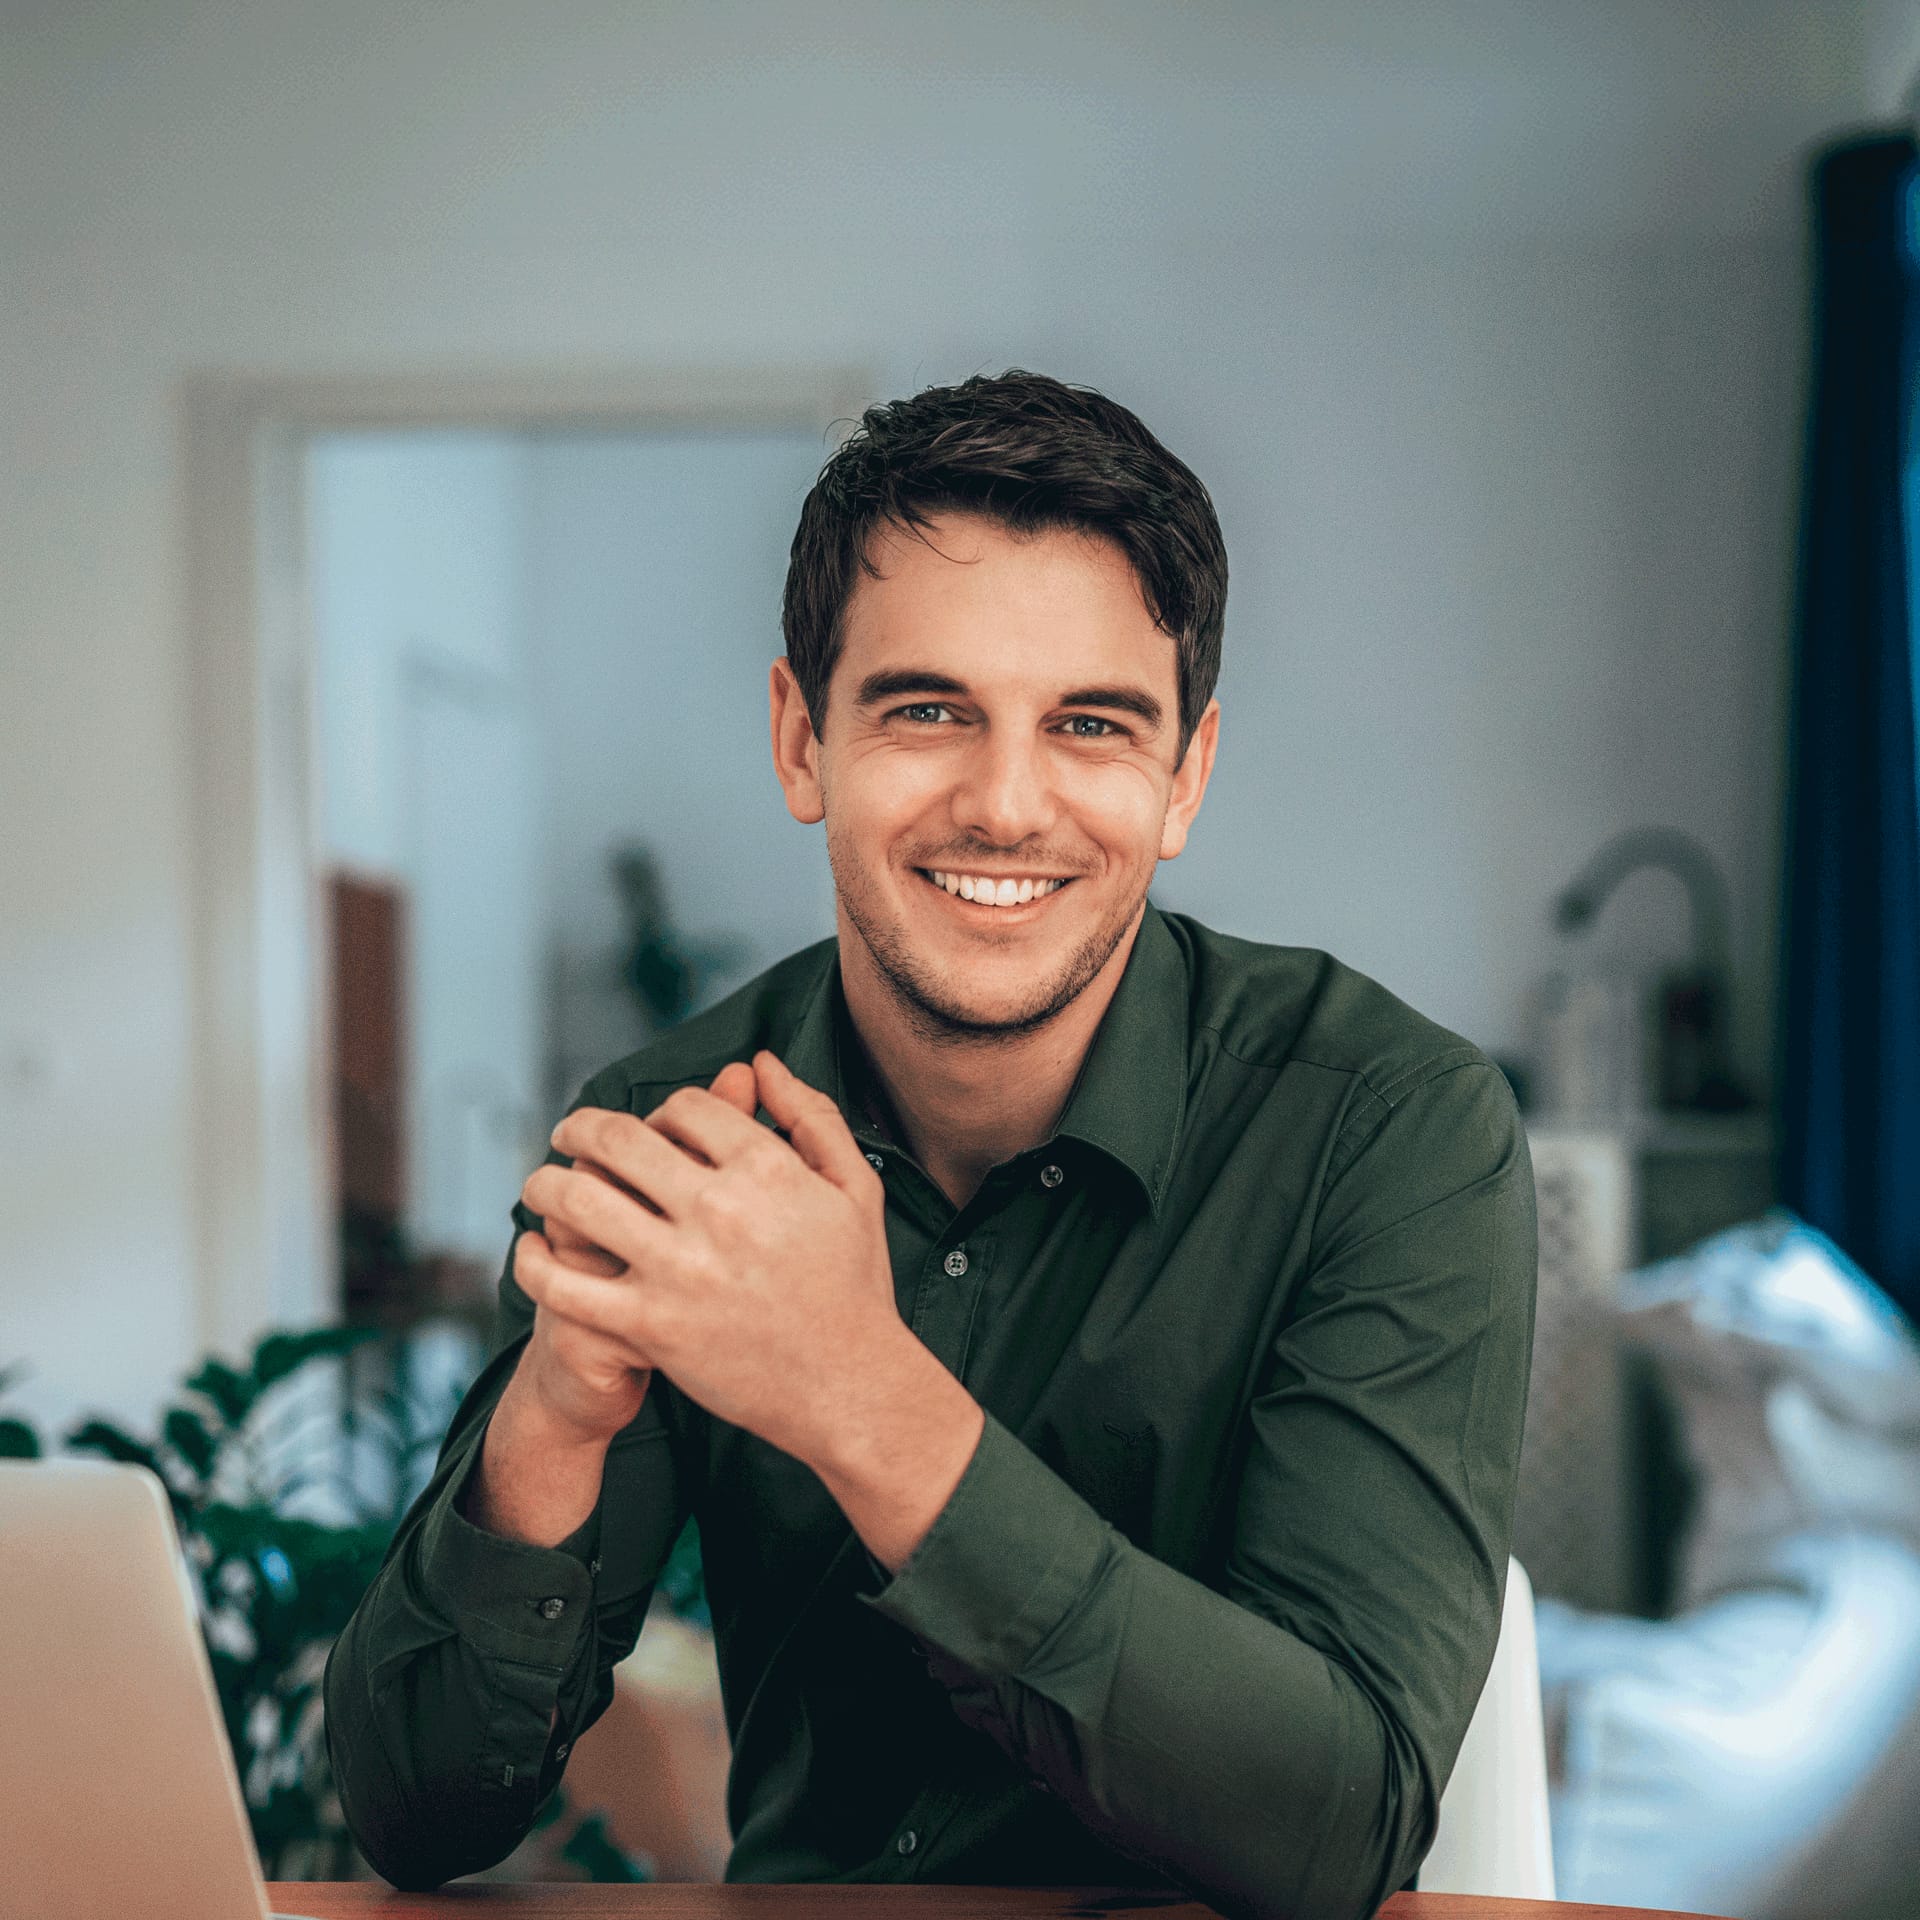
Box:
[709,1058,759,1118]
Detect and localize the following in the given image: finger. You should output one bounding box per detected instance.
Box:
[653,1063,758,1168]
[538,1288,657,1373]
[572,1151,664,1217]
[544,1207,627,1279]
[521,1236,662,1372]
[546,1107,711,1219]
[523,1161,681,1269]
[751,1049,876,1195]
[545,1153,656,1277]
[709,1058,759,1118]
[626,1083,777,1173]
[515,1230,658,1347]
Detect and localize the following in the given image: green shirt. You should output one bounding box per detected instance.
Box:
[324,900,1537,1920]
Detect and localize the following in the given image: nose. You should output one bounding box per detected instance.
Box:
[947,724,1061,849]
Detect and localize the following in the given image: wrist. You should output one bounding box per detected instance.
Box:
[507,1336,640,1452]
[496,1363,620,1459]
[814,1331,986,1574]
[468,1366,614,1548]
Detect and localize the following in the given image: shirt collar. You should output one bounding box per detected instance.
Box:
[1048,898,1189,1219]
[773,899,1190,1221]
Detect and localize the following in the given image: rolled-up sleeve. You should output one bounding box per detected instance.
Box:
[857,1057,1538,1920]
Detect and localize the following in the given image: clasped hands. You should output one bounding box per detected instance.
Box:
[513,1049,909,1477]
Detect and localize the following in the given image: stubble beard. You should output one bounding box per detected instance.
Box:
[826,820,1147,1048]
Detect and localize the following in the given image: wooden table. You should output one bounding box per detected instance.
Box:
[268,1885,1735,1919]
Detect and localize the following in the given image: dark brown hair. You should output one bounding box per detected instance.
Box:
[781,368,1227,765]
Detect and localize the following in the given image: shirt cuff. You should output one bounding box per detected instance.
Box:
[854,1408,1118,1679]
[414,1419,598,1670]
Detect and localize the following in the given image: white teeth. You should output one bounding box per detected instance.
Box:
[924,869,1070,905]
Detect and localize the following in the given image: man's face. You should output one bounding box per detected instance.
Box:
[771,510,1218,1042]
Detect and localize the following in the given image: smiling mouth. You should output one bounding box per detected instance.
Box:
[915,867,1077,911]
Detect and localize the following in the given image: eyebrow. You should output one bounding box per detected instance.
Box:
[851,667,1164,733]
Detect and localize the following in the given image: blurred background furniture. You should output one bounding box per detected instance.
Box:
[1421,1556,1555,1901]
[526,1597,734,1884]
[1524,1212,1920,1920]
[1517,1117,1776,1621]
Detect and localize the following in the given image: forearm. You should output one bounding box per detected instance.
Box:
[810,1326,987,1573]
[467,1359,615,1548]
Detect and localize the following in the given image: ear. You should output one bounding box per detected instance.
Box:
[770,657,826,825]
[1158,697,1220,861]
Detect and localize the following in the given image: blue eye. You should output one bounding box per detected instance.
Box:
[888,704,1123,738]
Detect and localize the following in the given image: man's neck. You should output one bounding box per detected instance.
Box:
[838,904,1144,1212]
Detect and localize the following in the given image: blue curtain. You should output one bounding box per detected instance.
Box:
[1779,132,1920,1321]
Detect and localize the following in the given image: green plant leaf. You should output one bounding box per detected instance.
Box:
[527,1784,571,1834]
[656,1513,709,1626]
[339,1400,404,1442]
[0,1417,41,1459]
[165,1407,218,1479]
[65,1419,163,1476]
[184,1358,253,1429]
[33,1318,525,1879]
[272,1468,365,1511]
[251,1778,325,1874]
[251,1327,370,1390]
[559,1809,651,1882]
[371,1387,423,1437]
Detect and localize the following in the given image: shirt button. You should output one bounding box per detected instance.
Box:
[1040,1164,1064,1189]
[896,1829,919,1855]
[554,1743,570,1762]
[539,1597,567,1621]
[943,1247,968,1277]
[866,1152,885,1170]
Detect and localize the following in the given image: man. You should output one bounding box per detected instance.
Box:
[324,369,1537,1920]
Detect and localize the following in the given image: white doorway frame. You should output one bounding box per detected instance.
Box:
[181,364,873,1360]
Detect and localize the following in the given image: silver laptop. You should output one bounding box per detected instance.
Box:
[0,1459,318,1920]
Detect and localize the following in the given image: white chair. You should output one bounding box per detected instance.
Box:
[1419,1556,1556,1899]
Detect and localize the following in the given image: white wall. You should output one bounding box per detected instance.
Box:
[310,432,533,874]
[0,0,1903,1429]
[1861,0,1920,115]
[308,432,548,1265]
[524,428,839,1113]
[308,426,831,1281]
